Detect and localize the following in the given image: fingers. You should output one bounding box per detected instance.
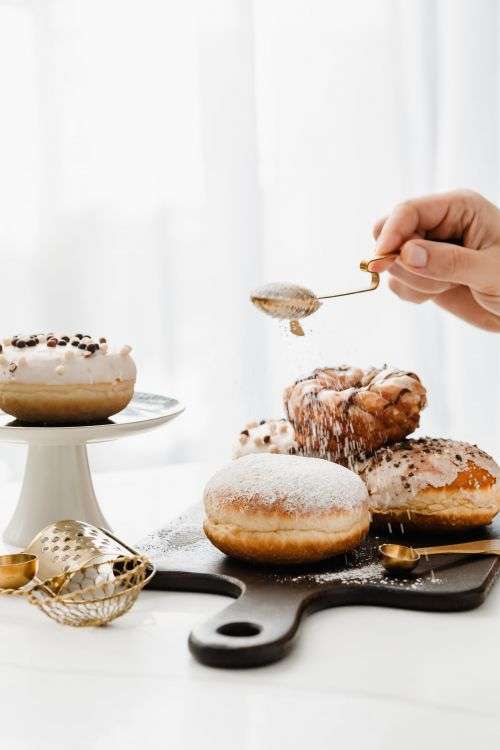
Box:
[373,189,484,261]
[398,239,500,293]
[374,193,452,258]
[388,261,454,295]
[388,277,433,305]
[372,216,386,240]
[434,287,500,332]
[388,272,500,329]
[368,230,421,273]
[471,288,500,317]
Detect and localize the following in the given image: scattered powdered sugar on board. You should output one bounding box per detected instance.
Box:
[276,541,444,588]
[280,562,442,589]
[284,562,384,584]
[204,453,368,513]
[136,505,208,562]
[312,562,384,583]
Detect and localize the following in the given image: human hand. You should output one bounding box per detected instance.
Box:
[371,190,500,331]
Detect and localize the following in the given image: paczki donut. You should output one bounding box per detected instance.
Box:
[233,418,298,458]
[357,437,500,531]
[203,453,370,564]
[0,332,136,424]
[283,366,427,465]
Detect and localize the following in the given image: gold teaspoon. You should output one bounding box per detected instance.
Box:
[379,539,500,574]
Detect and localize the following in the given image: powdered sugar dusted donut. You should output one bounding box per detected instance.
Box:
[203,453,370,564]
[357,437,500,531]
[284,366,427,465]
[234,418,298,458]
[0,333,136,424]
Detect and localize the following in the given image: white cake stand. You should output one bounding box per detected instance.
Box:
[0,392,184,547]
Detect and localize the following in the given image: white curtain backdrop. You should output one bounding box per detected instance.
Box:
[0,0,499,480]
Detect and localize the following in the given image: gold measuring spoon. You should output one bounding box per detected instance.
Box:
[0,553,38,589]
[250,254,398,335]
[379,539,500,574]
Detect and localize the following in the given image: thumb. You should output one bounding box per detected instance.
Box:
[399,239,499,292]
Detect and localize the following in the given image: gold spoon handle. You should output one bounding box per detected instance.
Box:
[318,253,399,301]
[415,540,500,556]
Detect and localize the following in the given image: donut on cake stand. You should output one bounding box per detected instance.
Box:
[1,392,184,547]
[0,333,183,547]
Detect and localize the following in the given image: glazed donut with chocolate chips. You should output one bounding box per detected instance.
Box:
[357,437,500,532]
[0,333,136,424]
[234,418,298,458]
[203,453,371,564]
[283,366,427,465]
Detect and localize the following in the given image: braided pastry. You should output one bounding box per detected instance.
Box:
[283,366,427,465]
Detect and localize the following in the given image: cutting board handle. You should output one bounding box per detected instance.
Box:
[188,585,306,668]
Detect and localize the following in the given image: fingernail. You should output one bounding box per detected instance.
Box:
[403,243,428,268]
[367,258,389,272]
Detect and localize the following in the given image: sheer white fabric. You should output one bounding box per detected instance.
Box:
[0,0,499,479]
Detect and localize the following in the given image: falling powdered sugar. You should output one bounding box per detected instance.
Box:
[204,453,368,514]
[282,366,427,467]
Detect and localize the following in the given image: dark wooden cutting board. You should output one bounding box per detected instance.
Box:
[137,506,500,669]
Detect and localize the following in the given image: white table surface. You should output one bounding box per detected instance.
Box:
[0,459,499,749]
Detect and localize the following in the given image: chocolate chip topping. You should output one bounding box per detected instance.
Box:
[1,332,110,358]
[358,436,499,504]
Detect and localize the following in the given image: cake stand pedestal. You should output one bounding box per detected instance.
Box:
[0,392,184,547]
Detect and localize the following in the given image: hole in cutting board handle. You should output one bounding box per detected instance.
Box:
[216,622,261,637]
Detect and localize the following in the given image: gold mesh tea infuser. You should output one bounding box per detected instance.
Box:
[251,254,398,335]
[378,539,500,574]
[0,520,154,626]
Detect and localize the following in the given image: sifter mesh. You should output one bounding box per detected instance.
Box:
[28,555,153,626]
[26,520,134,582]
[0,521,154,626]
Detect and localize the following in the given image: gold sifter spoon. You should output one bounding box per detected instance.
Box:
[379,539,500,574]
[250,254,398,335]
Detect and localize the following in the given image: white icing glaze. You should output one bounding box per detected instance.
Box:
[0,339,136,385]
[357,438,500,509]
[233,419,298,458]
[205,453,369,514]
